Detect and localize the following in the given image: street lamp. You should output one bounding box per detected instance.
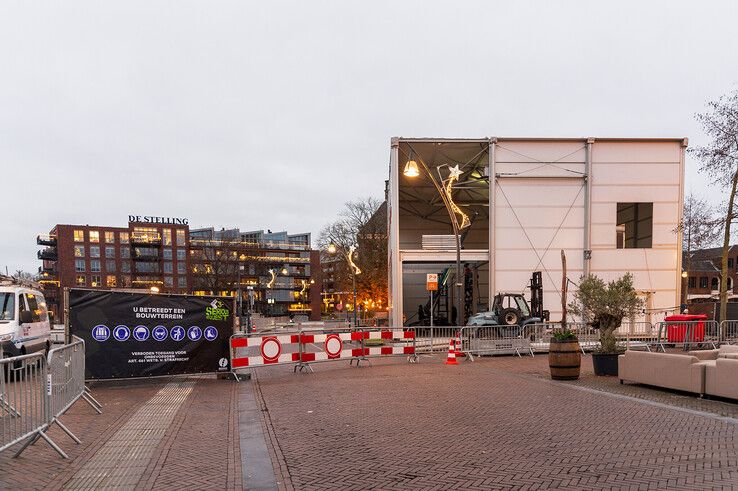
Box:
[328,243,361,328]
[150,286,160,294]
[404,155,469,327]
[237,263,245,330]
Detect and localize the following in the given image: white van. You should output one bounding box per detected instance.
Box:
[0,285,52,358]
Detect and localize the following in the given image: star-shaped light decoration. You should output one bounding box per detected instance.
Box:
[443,165,470,229]
[348,246,362,275]
[448,164,463,180]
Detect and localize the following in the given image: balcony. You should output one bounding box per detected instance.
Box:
[37,248,58,261]
[132,250,161,261]
[131,232,162,245]
[37,234,57,246]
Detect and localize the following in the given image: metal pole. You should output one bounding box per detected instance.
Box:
[430,289,434,327]
[352,271,357,328]
[456,228,462,328]
[237,265,242,331]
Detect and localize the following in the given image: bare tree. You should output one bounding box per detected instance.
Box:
[679,192,721,263]
[318,197,387,309]
[690,88,738,321]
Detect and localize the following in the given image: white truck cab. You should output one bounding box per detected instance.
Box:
[0,285,52,358]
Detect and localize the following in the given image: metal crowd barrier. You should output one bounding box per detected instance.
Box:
[229,327,417,377]
[413,326,462,353]
[1,337,101,459]
[655,320,721,351]
[721,320,738,344]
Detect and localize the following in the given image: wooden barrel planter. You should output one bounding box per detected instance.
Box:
[549,339,582,380]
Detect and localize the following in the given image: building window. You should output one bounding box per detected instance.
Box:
[178,277,187,288]
[728,277,734,291]
[76,275,86,286]
[89,231,100,243]
[91,275,101,287]
[121,261,131,273]
[74,245,85,258]
[120,247,130,259]
[163,229,172,246]
[105,246,115,257]
[106,275,117,287]
[120,275,131,287]
[176,229,186,246]
[119,232,129,244]
[699,276,708,288]
[163,262,173,274]
[163,248,172,260]
[91,260,101,272]
[164,276,174,287]
[177,249,186,260]
[106,260,116,272]
[105,231,115,243]
[74,230,84,242]
[75,259,86,272]
[688,277,696,289]
[729,258,735,269]
[616,203,653,249]
[177,262,186,274]
[90,246,100,258]
[711,277,719,290]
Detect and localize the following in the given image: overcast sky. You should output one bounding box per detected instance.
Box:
[2,0,738,274]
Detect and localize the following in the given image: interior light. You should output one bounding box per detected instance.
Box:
[327,244,337,254]
[403,160,420,177]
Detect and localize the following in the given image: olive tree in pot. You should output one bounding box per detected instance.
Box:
[569,273,643,376]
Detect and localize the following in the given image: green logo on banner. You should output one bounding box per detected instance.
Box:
[206,299,230,321]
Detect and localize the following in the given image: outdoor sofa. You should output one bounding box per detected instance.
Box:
[619,346,738,399]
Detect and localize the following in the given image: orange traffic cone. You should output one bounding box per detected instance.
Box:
[445,338,458,365]
[455,331,466,358]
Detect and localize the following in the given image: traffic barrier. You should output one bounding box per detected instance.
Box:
[655,320,721,351]
[1,337,102,459]
[362,328,417,362]
[0,353,58,457]
[44,336,101,448]
[230,331,302,369]
[454,331,465,358]
[413,326,462,353]
[229,327,418,376]
[720,320,738,344]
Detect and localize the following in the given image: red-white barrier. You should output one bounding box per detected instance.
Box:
[299,331,366,362]
[230,328,417,374]
[230,333,301,368]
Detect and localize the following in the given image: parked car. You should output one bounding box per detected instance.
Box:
[0,285,52,359]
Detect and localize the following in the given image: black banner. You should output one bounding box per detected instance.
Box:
[69,289,233,379]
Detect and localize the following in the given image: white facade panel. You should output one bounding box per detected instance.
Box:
[390,137,685,327]
[593,141,682,163]
[591,162,681,185]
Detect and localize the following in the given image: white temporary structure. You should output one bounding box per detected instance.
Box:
[387,137,686,327]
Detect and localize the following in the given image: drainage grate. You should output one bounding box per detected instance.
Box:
[63,381,196,490]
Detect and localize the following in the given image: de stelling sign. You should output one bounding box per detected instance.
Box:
[70,289,232,379]
[128,215,189,225]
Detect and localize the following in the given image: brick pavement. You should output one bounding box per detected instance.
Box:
[3,353,738,490]
[0,375,242,490]
[253,355,738,490]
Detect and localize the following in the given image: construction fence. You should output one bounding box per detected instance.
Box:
[456,320,738,358]
[1,337,102,459]
[230,327,417,374]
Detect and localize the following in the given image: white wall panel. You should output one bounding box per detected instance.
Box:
[591,185,680,203]
[495,141,586,163]
[495,207,584,228]
[593,141,681,163]
[592,162,680,185]
[495,181,585,207]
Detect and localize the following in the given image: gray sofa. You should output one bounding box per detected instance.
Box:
[619,346,738,399]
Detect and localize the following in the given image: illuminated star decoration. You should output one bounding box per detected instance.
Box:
[267,269,276,288]
[300,280,308,295]
[348,246,362,275]
[443,165,470,229]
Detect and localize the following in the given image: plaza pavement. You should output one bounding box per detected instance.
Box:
[2,354,738,490]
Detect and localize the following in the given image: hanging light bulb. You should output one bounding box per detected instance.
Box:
[403,150,419,177]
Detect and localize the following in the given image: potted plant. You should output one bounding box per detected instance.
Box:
[549,329,581,380]
[569,273,643,376]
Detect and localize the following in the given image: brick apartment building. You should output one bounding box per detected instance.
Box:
[684,245,738,301]
[37,217,321,322]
